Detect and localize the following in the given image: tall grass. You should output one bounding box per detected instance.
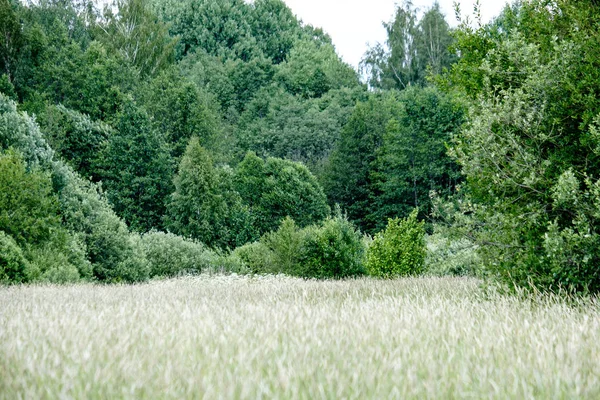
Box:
[1,276,599,399]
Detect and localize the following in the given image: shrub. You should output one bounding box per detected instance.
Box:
[261,217,305,274]
[0,231,29,284]
[297,215,366,279]
[141,231,215,278]
[27,246,81,284]
[25,235,93,284]
[245,215,366,279]
[111,234,150,283]
[366,210,426,278]
[425,232,481,277]
[231,241,274,274]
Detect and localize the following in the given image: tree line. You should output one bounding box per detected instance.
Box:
[1,0,598,293]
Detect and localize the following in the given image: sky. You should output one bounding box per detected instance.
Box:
[282,0,512,68]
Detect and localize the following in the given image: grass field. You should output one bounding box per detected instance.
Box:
[1,275,599,399]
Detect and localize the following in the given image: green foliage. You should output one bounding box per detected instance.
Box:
[0,93,146,283]
[361,2,456,90]
[441,0,600,292]
[252,215,365,279]
[100,0,177,78]
[141,231,216,277]
[366,210,426,278]
[373,86,464,227]
[325,87,463,233]
[425,232,481,277]
[55,164,148,283]
[166,137,255,249]
[236,86,366,171]
[170,0,258,60]
[0,74,17,100]
[231,241,274,274]
[276,39,358,98]
[101,101,174,232]
[234,152,330,235]
[38,104,111,180]
[249,0,301,64]
[297,214,366,279]
[261,217,304,274]
[0,231,29,284]
[137,68,220,158]
[0,150,62,246]
[324,92,402,232]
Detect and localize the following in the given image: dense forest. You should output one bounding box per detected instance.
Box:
[1,0,599,293]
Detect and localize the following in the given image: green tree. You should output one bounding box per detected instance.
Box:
[166,137,255,249]
[441,0,600,292]
[249,0,301,64]
[361,1,455,90]
[99,0,177,77]
[373,86,464,226]
[101,101,174,232]
[275,39,358,98]
[171,0,258,60]
[137,68,220,158]
[234,151,330,235]
[324,92,402,233]
[0,150,61,247]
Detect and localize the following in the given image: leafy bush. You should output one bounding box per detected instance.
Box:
[0,231,29,284]
[141,231,215,277]
[297,215,366,279]
[25,234,93,284]
[261,217,305,274]
[56,166,148,283]
[425,232,481,277]
[231,241,274,274]
[366,210,426,278]
[231,215,366,279]
[27,246,81,284]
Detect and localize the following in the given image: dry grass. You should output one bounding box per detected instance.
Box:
[1,275,599,399]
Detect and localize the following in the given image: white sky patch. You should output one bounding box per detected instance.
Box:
[283,0,513,68]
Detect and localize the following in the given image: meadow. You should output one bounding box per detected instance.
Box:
[1,275,599,399]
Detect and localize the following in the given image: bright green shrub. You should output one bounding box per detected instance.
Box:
[141,231,215,277]
[248,215,366,279]
[297,215,366,279]
[0,150,62,246]
[0,231,29,284]
[366,210,426,278]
